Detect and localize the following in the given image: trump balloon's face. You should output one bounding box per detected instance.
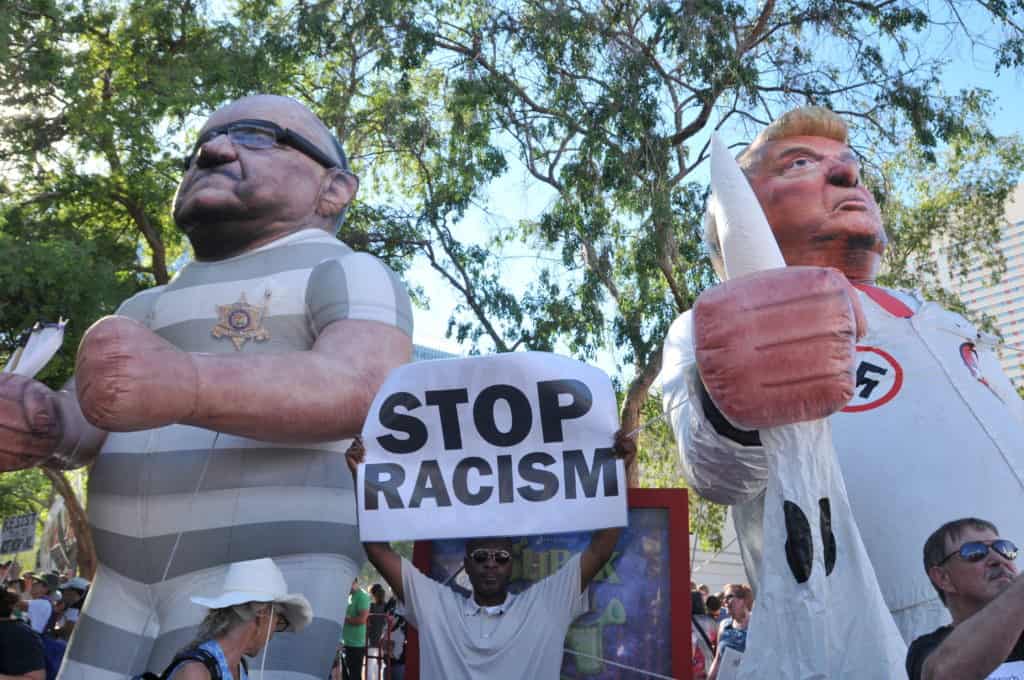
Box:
[746,135,886,284]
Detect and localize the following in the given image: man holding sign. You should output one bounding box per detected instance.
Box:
[347,351,633,678]
[346,437,631,679]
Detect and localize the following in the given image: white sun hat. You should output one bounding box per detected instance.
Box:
[60,576,91,591]
[190,558,313,632]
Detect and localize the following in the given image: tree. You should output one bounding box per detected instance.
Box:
[635,395,728,550]
[875,114,1024,327]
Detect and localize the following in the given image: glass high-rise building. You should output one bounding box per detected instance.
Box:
[942,184,1024,388]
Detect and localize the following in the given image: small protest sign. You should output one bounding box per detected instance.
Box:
[358,352,626,541]
[1,512,38,554]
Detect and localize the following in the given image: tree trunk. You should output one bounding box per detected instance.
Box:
[41,468,96,580]
[620,347,663,488]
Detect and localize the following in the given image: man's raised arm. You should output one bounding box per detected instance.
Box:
[579,427,636,590]
[346,439,405,601]
[919,575,1024,680]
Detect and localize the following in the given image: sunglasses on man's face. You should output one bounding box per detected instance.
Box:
[937,539,1018,566]
[468,549,512,565]
[182,118,339,171]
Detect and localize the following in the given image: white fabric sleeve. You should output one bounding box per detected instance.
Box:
[27,599,51,633]
[660,310,770,505]
[399,557,444,630]
[531,553,588,621]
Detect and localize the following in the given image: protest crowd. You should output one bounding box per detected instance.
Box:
[0,90,1022,680]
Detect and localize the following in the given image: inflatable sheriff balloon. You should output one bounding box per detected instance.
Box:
[662,135,906,678]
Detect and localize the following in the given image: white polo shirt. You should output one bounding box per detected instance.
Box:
[27,597,52,633]
[401,554,589,678]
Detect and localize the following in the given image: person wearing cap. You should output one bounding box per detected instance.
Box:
[24,572,58,634]
[168,558,313,680]
[0,94,412,680]
[53,577,89,639]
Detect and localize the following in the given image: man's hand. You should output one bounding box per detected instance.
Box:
[76,316,198,432]
[0,374,62,471]
[612,428,637,470]
[693,266,866,430]
[345,436,366,480]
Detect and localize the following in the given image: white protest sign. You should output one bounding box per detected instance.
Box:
[717,646,744,680]
[988,660,1024,680]
[1,512,38,554]
[358,351,626,541]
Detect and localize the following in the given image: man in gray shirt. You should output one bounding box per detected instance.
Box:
[346,433,632,679]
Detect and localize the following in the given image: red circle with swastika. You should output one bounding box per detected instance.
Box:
[842,345,904,413]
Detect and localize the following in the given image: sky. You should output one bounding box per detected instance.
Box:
[408,26,1024,380]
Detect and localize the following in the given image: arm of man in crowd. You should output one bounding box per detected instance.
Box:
[345,603,370,627]
[579,428,634,590]
[920,575,1024,680]
[346,439,405,602]
[0,376,107,472]
[706,646,724,680]
[75,317,411,442]
[0,671,45,680]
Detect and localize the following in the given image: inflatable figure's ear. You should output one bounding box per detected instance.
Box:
[316,169,359,221]
[709,134,785,280]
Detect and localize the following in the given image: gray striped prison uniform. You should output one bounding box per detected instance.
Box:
[59,229,413,680]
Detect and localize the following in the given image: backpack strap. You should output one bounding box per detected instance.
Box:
[692,615,715,654]
[160,648,223,680]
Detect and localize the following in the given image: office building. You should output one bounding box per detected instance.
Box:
[942,184,1024,387]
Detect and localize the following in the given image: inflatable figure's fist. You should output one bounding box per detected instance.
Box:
[693,267,866,431]
[76,316,198,431]
[0,374,61,470]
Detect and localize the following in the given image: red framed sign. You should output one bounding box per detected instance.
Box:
[406,487,691,679]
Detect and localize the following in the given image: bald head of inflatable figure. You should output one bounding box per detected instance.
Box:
[173,94,359,260]
[704,107,886,286]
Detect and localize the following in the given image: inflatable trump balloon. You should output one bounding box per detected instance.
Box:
[661,107,1024,676]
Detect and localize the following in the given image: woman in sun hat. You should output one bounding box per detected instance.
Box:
[165,558,312,680]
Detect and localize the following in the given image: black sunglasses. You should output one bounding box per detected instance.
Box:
[468,549,512,565]
[937,539,1018,566]
[183,118,339,171]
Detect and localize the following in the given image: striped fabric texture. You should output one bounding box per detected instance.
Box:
[59,230,412,680]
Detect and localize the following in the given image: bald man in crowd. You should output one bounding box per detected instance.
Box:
[0,94,412,679]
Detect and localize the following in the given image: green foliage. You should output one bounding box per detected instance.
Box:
[0,468,49,519]
[875,106,1024,331]
[0,206,139,388]
[635,392,727,551]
